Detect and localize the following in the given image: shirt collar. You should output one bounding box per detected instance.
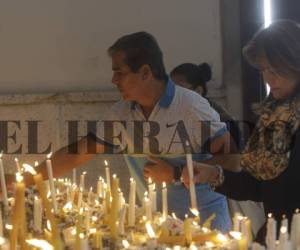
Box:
[131,77,175,110]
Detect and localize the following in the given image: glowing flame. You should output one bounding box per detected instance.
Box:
[230,231,242,240]
[145,221,156,239]
[172,213,178,220]
[217,233,228,243]
[16,173,23,183]
[296,208,300,214]
[268,213,273,218]
[122,239,130,249]
[280,226,287,234]
[22,163,37,175]
[112,174,116,179]
[190,208,199,217]
[71,228,76,235]
[148,177,152,184]
[190,244,198,250]
[89,228,96,234]
[162,182,166,189]
[79,233,85,239]
[5,224,12,230]
[63,202,73,212]
[34,161,39,167]
[47,152,53,159]
[205,242,215,247]
[46,220,52,231]
[104,160,108,166]
[26,239,53,250]
[0,151,3,158]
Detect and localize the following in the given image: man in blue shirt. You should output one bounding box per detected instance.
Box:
[27,31,240,232]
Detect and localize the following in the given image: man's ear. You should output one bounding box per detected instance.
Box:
[139,65,152,80]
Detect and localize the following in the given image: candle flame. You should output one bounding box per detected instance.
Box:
[79,233,85,239]
[280,226,287,234]
[217,233,228,243]
[71,228,76,235]
[26,239,53,250]
[47,220,52,231]
[5,224,12,230]
[296,208,300,214]
[22,163,37,175]
[205,242,215,247]
[145,221,156,239]
[89,228,97,234]
[34,161,39,167]
[113,174,116,178]
[104,160,108,166]
[229,231,242,240]
[14,158,19,163]
[47,152,53,159]
[0,151,3,158]
[268,213,273,218]
[189,244,198,250]
[190,208,199,217]
[82,171,87,175]
[162,182,166,188]
[148,177,152,184]
[0,237,5,245]
[172,212,178,220]
[16,173,23,183]
[122,239,130,249]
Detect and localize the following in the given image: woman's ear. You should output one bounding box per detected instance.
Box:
[139,64,152,80]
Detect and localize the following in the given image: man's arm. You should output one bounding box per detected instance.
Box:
[203,131,241,172]
[22,135,105,186]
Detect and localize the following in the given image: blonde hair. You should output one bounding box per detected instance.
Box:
[243,20,300,81]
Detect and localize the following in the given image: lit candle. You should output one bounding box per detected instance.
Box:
[0,154,8,209]
[144,196,152,221]
[79,233,89,250]
[46,153,58,214]
[148,178,157,213]
[87,187,93,206]
[291,209,300,250]
[79,171,86,192]
[26,164,60,249]
[104,160,111,191]
[266,213,276,250]
[97,177,103,198]
[185,141,197,209]
[162,182,168,220]
[33,196,42,233]
[119,205,127,235]
[14,158,21,173]
[184,214,192,245]
[77,188,83,209]
[128,178,136,227]
[10,173,25,250]
[72,168,77,185]
[109,174,119,239]
[145,221,157,249]
[278,226,289,250]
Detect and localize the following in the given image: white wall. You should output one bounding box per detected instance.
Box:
[0,0,223,94]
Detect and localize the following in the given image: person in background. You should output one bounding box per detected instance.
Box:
[183,20,300,243]
[170,62,242,148]
[170,62,265,236]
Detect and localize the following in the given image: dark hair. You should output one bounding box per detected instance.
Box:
[243,19,300,81]
[108,31,167,81]
[170,63,212,97]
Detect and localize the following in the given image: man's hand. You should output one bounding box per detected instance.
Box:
[143,156,174,184]
[181,162,218,188]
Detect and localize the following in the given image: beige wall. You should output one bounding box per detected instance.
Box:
[0,0,223,94]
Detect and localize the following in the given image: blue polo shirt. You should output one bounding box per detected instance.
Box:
[103,78,231,231]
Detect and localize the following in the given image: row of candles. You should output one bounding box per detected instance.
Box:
[2,152,299,249]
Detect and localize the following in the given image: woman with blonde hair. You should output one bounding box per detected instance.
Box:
[183,19,300,243]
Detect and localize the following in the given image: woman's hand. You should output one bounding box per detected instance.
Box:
[143,156,174,184]
[181,162,219,188]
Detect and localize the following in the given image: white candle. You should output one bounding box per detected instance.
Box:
[72,169,76,185]
[77,188,83,209]
[291,209,300,250]
[128,178,136,227]
[278,226,289,250]
[14,158,21,173]
[97,177,103,198]
[0,154,8,208]
[79,234,89,250]
[185,141,197,209]
[80,172,86,192]
[33,196,42,233]
[144,196,152,221]
[87,187,93,206]
[104,160,111,191]
[46,153,58,214]
[162,182,168,220]
[266,214,277,250]
[85,207,90,232]
[119,205,127,235]
[148,178,157,213]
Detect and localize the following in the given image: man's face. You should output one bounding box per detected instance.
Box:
[111,51,144,101]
